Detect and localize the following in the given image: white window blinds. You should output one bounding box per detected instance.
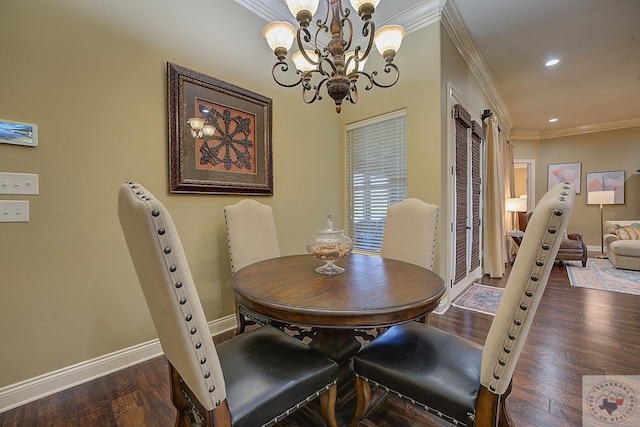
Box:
[346,110,407,253]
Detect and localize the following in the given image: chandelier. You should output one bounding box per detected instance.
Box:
[263,0,405,113]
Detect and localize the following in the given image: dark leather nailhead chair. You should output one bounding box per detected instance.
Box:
[118,182,339,427]
[351,182,576,427]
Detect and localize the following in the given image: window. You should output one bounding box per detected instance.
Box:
[346,110,407,253]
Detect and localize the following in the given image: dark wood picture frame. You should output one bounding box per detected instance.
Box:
[168,63,273,195]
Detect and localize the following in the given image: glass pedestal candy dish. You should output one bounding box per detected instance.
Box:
[307,214,353,275]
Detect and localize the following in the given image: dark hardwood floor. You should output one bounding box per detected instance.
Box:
[1,264,638,426]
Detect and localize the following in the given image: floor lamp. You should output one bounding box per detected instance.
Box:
[587,190,615,258]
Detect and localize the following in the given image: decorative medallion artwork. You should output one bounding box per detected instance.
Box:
[168,63,273,195]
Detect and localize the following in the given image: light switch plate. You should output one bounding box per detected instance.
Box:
[0,200,29,222]
[0,172,39,195]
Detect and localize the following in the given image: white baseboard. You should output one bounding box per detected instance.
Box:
[0,315,236,414]
[433,296,450,315]
[587,244,607,257]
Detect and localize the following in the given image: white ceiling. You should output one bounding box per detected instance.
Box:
[237,0,640,138]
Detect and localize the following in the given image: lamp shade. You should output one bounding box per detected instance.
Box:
[374,25,405,56]
[263,21,296,52]
[285,0,320,18]
[587,190,615,205]
[349,0,380,11]
[292,50,319,72]
[345,51,367,73]
[506,197,527,212]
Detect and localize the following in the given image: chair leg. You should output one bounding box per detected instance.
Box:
[235,300,247,335]
[319,383,339,427]
[351,377,372,427]
[474,382,514,427]
[169,363,192,427]
[498,382,514,427]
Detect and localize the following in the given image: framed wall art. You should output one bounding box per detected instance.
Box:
[548,162,581,193]
[0,119,38,147]
[168,63,273,195]
[586,170,625,204]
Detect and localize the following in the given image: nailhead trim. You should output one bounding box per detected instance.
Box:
[355,375,465,426]
[485,184,572,396]
[126,182,219,406]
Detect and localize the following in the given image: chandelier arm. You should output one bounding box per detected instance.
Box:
[364,63,401,89]
[297,27,324,65]
[356,19,375,61]
[347,83,358,105]
[271,61,305,88]
[319,56,337,75]
[301,76,328,104]
[342,11,353,52]
[313,0,331,55]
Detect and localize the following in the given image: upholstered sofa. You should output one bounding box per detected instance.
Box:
[604,220,640,271]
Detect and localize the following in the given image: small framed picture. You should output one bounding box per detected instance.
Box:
[548,162,581,193]
[586,170,625,204]
[0,119,38,147]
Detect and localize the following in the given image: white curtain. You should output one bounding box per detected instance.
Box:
[483,116,506,277]
[504,137,517,257]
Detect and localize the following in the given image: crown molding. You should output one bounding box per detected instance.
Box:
[511,117,640,140]
[441,1,513,131]
[234,0,290,23]
[235,0,445,43]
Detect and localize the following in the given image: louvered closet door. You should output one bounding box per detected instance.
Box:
[452,104,483,293]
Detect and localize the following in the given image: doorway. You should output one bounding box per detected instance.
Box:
[514,158,535,213]
[447,86,483,303]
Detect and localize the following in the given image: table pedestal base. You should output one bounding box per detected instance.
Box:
[310,328,362,426]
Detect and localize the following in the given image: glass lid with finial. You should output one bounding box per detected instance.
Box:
[307,214,353,275]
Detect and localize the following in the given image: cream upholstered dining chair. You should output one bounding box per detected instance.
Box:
[224,199,281,334]
[380,198,439,271]
[380,198,439,324]
[351,182,575,427]
[118,182,339,427]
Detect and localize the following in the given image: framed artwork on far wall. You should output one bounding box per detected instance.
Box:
[168,62,273,195]
[586,170,625,204]
[548,162,581,193]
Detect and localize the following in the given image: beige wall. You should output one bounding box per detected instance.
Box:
[0,0,463,389]
[513,127,640,246]
[337,24,446,274]
[0,0,345,386]
[514,167,528,198]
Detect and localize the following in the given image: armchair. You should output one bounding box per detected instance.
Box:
[524,211,587,267]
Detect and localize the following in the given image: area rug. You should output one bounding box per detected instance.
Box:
[452,283,504,315]
[565,259,640,295]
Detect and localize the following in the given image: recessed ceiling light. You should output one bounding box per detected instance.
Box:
[545,59,560,67]
[549,118,558,123]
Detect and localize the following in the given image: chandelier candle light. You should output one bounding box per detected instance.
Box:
[263,0,405,113]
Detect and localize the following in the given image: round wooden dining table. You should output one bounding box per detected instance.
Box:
[232,253,445,425]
